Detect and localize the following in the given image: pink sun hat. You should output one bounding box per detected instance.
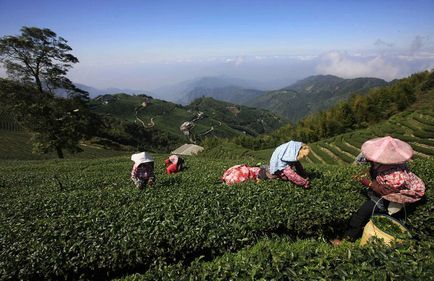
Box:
[169,154,179,165]
[361,136,413,164]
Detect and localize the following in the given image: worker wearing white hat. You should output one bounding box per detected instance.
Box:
[130,152,155,189]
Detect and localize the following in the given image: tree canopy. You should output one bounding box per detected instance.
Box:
[0,26,84,97]
[0,27,92,158]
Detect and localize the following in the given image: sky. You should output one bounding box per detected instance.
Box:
[1,0,434,90]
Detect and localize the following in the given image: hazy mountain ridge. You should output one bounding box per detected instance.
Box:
[179,86,264,105]
[151,76,270,103]
[244,75,388,122]
[72,74,387,124]
[152,74,387,122]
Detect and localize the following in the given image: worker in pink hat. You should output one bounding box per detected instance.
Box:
[130,152,156,189]
[332,136,425,245]
[164,154,185,175]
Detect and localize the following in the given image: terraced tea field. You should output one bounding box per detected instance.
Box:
[304,109,434,164]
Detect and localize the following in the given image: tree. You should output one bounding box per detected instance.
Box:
[0,27,92,158]
[0,26,83,97]
[0,79,93,158]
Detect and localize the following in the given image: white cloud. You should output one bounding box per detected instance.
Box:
[225,56,244,66]
[316,51,402,80]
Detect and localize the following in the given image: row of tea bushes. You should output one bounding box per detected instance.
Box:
[119,238,434,280]
[304,109,434,164]
[0,157,432,280]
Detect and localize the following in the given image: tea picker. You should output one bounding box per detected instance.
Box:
[331,136,425,246]
[221,140,311,186]
[130,152,156,189]
[164,154,185,175]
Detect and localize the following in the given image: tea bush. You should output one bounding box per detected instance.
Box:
[0,156,432,280]
[120,238,434,280]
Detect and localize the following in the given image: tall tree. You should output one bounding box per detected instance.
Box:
[0,27,92,158]
[0,26,83,97]
[0,78,94,158]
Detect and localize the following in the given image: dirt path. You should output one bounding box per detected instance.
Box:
[343,140,360,151]
[413,150,432,158]
[413,142,434,150]
[309,148,326,164]
[320,146,344,164]
[304,156,313,164]
[329,143,355,159]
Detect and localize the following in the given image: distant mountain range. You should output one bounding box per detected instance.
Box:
[244,75,387,122]
[74,74,387,123]
[152,74,387,122]
[151,76,272,104]
[178,86,264,105]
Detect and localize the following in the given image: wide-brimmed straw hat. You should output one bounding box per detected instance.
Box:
[131,152,154,165]
[297,144,310,161]
[169,154,178,165]
[361,136,413,164]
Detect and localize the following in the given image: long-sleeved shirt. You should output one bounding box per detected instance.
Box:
[278,166,309,188]
[166,163,179,175]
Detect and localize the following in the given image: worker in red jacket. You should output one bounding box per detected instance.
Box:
[164,155,185,175]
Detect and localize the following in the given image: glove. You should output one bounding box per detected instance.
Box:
[148,178,154,187]
[358,177,371,188]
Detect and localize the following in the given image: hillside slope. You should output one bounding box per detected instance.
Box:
[0,92,287,160]
[90,94,287,140]
[178,86,264,105]
[201,77,434,165]
[304,107,434,165]
[245,75,387,122]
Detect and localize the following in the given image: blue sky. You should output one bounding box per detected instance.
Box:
[1,0,434,90]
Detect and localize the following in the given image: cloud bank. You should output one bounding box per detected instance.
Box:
[2,36,434,90]
[315,51,401,80]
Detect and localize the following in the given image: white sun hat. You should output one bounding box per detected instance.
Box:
[131,152,154,165]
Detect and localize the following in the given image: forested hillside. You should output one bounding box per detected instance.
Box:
[178,86,264,105]
[226,70,433,151]
[0,89,287,159]
[244,75,387,122]
[90,94,286,138]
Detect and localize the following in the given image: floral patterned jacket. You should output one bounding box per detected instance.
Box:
[222,163,309,188]
[372,164,425,204]
[222,164,261,185]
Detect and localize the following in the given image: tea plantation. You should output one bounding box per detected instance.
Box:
[0,155,433,280]
[305,109,434,164]
[0,130,128,161]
